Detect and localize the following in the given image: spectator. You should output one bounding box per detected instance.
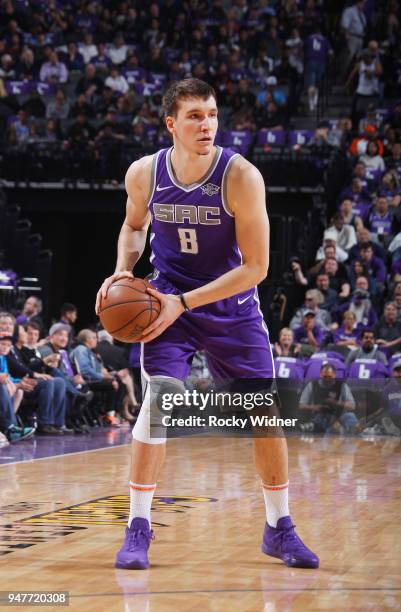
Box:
[333,310,359,347]
[349,124,384,157]
[273,327,301,358]
[290,289,331,330]
[69,93,94,119]
[71,329,121,427]
[352,160,374,192]
[327,213,357,252]
[96,330,139,421]
[21,89,46,119]
[16,296,45,334]
[76,63,103,100]
[366,196,395,243]
[67,112,96,145]
[293,311,325,350]
[374,301,401,355]
[336,283,378,329]
[63,42,84,72]
[5,326,68,435]
[15,47,37,80]
[314,273,339,311]
[340,198,364,231]
[383,362,401,432]
[39,51,68,84]
[0,333,36,442]
[346,328,388,364]
[105,67,129,95]
[0,53,15,80]
[58,302,77,343]
[339,178,371,223]
[322,258,351,297]
[92,43,111,73]
[378,172,401,208]
[359,242,387,287]
[315,235,348,264]
[7,109,30,146]
[349,49,382,128]
[358,103,381,133]
[187,350,213,392]
[78,33,98,65]
[257,75,287,108]
[231,78,256,113]
[299,362,357,433]
[359,140,386,171]
[385,142,401,176]
[108,34,128,66]
[25,321,41,350]
[348,226,386,261]
[341,0,367,76]
[46,88,70,120]
[304,24,332,112]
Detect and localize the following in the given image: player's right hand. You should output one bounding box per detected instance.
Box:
[95,271,134,314]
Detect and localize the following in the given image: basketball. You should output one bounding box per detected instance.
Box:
[98,277,161,342]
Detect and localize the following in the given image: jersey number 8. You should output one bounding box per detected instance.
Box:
[178,228,199,255]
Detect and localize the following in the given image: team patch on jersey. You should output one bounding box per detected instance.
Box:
[201,182,220,196]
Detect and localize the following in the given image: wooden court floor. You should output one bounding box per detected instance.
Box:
[0,436,400,611]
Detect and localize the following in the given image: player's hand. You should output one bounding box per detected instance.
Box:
[140,289,184,343]
[0,373,9,384]
[95,271,134,315]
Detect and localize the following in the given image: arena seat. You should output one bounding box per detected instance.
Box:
[221,130,254,156]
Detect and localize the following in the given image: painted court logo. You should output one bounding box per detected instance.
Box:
[201,183,220,196]
[0,496,217,555]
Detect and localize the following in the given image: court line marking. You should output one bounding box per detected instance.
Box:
[67,587,401,598]
[0,442,131,467]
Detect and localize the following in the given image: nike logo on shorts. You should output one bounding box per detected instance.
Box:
[156,184,173,191]
[238,295,252,305]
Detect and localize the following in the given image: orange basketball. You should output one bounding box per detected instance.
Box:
[98,277,161,342]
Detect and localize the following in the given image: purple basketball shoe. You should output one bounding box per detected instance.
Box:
[262,516,319,568]
[115,518,154,570]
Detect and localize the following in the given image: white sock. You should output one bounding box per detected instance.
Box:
[262,481,289,527]
[128,481,156,527]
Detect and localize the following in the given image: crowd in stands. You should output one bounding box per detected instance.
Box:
[0,298,141,446]
[0,1,400,181]
[2,1,401,441]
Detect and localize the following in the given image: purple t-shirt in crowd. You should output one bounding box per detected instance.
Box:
[293,324,324,347]
[364,255,387,284]
[332,326,360,344]
[368,210,393,236]
[304,34,331,65]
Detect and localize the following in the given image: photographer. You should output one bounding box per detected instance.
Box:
[299,362,357,434]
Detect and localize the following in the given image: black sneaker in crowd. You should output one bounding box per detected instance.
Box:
[36,425,64,436]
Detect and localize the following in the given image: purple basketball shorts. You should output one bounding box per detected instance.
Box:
[142,274,275,381]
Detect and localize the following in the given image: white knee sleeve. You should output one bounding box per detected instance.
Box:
[132,376,185,444]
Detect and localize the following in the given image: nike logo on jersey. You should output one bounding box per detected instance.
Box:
[238,295,252,305]
[156,184,173,191]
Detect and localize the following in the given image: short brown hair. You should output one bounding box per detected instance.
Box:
[162,78,216,117]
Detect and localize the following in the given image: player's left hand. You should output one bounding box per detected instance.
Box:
[140,288,184,343]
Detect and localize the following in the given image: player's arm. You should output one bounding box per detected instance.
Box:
[142,157,269,342]
[184,157,269,307]
[95,155,152,314]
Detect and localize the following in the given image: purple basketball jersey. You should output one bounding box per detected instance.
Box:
[148,146,243,291]
[141,145,275,381]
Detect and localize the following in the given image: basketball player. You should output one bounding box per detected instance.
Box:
[96,79,319,570]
